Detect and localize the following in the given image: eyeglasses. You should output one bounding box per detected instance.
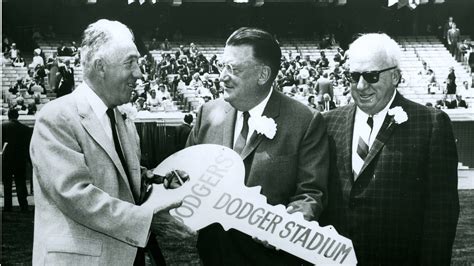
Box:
[348,66,397,84]
[217,62,261,76]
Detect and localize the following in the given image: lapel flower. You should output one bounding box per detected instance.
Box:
[117,102,138,121]
[248,115,277,139]
[388,106,408,125]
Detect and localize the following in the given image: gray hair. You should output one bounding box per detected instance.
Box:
[348,33,401,69]
[80,19,134,75]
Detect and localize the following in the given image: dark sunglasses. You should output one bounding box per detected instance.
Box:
[348,66,397,84]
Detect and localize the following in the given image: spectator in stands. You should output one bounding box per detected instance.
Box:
[447,23,460,57]
[175,114,193,151]
[320,93,336,112]
[46,57,60,93]
[189,42,198,58]
[459,80,474,99]
[445,67,457,94]
[316,51,329,68]
[57,60,75,97]
[156,83,171,102]
[161,38,171,50]
[146,89,160,108]
[443,17,455,46]
[70,41,79,56]
[29,48,44,70]
[453,94,468,108]
[2,108,32,212]
[307,95,317,109]
[316,72,334,100]
[321,33,459,265]
[8,43,20,61]
[333,47,346,65]
[57,42,72,57]
[13,55,25,67]
[28,79,45,95]
[426,69,439,94]
[9,77,28,95]
[14,97,28,113]
[27,102,37,115]
[458,39,471,63]
[425,102,433,108]
[2,35,12,53]
[190,72,203,89]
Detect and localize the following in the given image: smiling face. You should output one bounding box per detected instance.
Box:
[101,40,142,107]
[349,46,399,115]
[220,45,266,111]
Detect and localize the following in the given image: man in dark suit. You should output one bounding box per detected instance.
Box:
[319,93,337,112]
[175,114,193,151]
[320,33,459,265]
[2,108,32,211]
[316,72,334,101]
[186,27,329,265]
[57,59,75,97]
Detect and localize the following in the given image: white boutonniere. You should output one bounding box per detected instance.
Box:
[248,115,277,139]
[388,106,408,125]
[117,103,138,121]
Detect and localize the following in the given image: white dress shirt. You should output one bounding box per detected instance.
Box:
[81,83,113,141]
[233,89,273,147]
[352,90,397,170]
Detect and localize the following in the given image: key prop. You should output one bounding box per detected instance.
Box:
[153,144,357,265]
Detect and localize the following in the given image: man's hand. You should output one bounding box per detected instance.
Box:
[141,184,182,214]
[151,212,196,239]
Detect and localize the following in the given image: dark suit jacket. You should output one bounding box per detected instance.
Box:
[2,120,32,168]
[186,89,329,265]
[320,92,459,265]
[175,123,192,151]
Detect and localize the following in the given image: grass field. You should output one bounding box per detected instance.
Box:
[1,190,473,265]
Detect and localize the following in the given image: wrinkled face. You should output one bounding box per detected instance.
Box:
[102,40,142,107]
[349,49,398,115]
[220,45,264,110]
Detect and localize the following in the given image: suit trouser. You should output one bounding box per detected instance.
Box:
[3,165,28,210]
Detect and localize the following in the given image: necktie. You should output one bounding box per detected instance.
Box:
[106,108,130,183]
[353,116,374,177]
[233,111,250,155]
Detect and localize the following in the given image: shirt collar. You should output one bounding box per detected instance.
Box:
[238,89,273,119]
[81,82,109,119]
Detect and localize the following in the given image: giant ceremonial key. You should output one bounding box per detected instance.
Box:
[153,144,357,265]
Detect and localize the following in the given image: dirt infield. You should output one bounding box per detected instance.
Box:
[1,190,473,265]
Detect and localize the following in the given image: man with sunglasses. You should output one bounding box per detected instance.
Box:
[320,33,459,265]
[187,27,329,265]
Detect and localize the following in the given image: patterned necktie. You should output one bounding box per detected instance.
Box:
[106,108,131,185]
[233,111,250,155]
[353,116,374,177]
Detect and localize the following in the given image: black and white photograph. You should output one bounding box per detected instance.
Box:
[1,0,473,265]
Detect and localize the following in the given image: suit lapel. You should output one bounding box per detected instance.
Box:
[222,103,237,149]
[240,90,281,160]
[355,92,403,180]
[342,104,356,184]
[75,86,134,199]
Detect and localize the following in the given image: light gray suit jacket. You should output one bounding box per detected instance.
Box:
[30,83,154,265]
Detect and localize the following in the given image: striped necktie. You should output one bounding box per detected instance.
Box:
[233,111,250,155]
[353,116,374,178]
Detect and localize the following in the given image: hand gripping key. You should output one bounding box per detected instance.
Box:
[153,144,357,265]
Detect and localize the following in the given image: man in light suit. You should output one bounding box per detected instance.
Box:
[186,27,329,265]
[320,33,459,265]
[30,19,183,265]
